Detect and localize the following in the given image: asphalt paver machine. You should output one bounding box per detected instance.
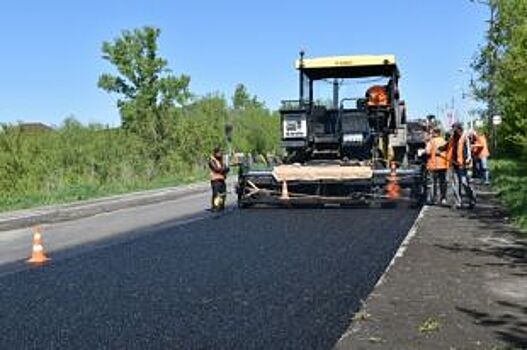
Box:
[237,52,426,207]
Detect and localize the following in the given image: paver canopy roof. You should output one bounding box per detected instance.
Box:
[295,54,398,79]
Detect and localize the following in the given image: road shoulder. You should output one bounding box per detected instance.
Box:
[335,189,527,349]
[0,182,212,231]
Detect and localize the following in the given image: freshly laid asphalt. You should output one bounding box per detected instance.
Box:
[0,205,419,349]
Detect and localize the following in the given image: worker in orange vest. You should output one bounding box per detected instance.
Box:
[446,123,476,208]
[209,146,230,211]
[425,127,448,205]
[366,85,389,106]
[470,131,490,185]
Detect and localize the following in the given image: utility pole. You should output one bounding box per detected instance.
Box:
[458,68,476,129]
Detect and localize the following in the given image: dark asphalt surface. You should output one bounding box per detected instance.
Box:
[0,206,418,350]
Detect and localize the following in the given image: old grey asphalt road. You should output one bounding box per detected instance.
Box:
[0,192,419,349]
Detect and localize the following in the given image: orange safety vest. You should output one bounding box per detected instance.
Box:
[209,155,225,181]
[471,134,490,159]
[447,133,470,168]
[426,136,448,171]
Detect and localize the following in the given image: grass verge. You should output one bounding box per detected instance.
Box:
[0,169,208,213]
[490,158,527,233]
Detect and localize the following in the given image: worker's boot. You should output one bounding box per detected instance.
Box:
[219,193,226,211]
[212,195,222,212]
[483,170,490,185]
[468,194,477,209]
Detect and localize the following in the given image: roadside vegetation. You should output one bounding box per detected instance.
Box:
[472,0,527,231]
[0,27,280,212]
[490,159,527,231]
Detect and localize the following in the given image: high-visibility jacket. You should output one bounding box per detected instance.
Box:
[425,136,448,170]
[471,134,490,159]
[447,133,471,169]
[209,155,225,181]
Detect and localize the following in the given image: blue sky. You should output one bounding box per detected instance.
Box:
[0,0,489,127]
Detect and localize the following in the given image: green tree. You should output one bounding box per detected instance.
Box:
[232,83,263,110]
[472,0,527,156]
[98,26,190,160]
[493,0,527,155]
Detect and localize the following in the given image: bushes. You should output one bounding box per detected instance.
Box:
[0,94,280,211]
[490,159,527,232]
[0,121,144,209]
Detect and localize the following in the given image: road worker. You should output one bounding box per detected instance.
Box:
[470,131,490,185]
[366,85,389,107]
[425,127,448,205]
[445,122,476,208]
[209,146,229,211]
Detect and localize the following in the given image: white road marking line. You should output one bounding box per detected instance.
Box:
[374,205,428,288]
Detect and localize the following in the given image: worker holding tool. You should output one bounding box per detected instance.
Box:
[425,127,448,205]
[209,146,230,212]
[445,122,476,208]
[470,130,490,185]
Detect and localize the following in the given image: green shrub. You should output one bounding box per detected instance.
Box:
[490,158,527,232]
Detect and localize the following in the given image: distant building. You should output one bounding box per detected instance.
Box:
[17,122,55,133]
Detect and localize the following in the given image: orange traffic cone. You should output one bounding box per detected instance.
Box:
[385,161,400,200]
[280,181,290,200]
[28,226,50,264]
